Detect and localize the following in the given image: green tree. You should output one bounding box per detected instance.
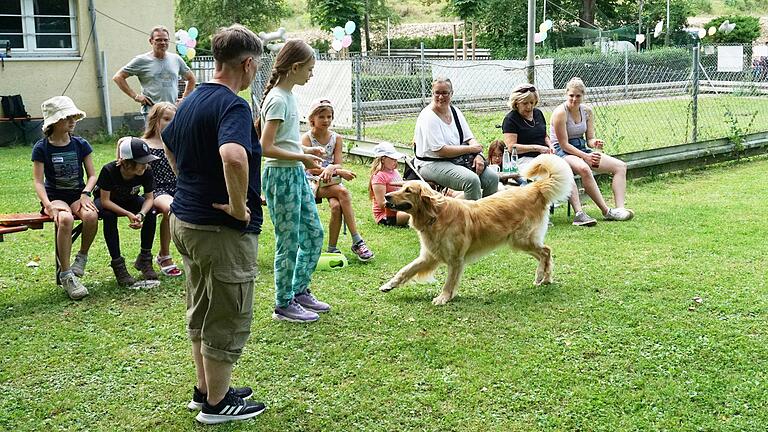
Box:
[176,0,289,54]
[307,0,397,52]
[703,15,761,44]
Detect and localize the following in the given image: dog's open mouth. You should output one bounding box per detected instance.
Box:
[385,196,412,211]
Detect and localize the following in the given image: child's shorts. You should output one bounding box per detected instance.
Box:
[39,190,82,214]
[378,216,400,226]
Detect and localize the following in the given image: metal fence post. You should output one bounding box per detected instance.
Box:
[691,41,700,143]
[624,48,629,98]
[354,55,362,140]
[420,42,426,106]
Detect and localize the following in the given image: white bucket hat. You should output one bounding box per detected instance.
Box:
[372,142,406,160]
[41,96,86,134]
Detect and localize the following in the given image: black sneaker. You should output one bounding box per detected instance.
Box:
[188,385,254,410]
[195,388,265,425]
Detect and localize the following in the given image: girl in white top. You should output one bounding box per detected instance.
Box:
[301,99,374,261]
[260,40,329,323]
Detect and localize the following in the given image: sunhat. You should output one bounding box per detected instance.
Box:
[41,96,86,134]
[119,137,160,164]
[372,142,406,160]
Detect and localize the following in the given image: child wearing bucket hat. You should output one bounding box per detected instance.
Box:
[32,96,99,299]
[301,98,375,261]
[95,137,160,287]
[368,142,410,227]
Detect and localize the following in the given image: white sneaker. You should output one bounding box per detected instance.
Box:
[61,272,89,300]
[604,207,634,221]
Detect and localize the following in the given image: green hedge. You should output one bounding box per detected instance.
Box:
[703,15,760,44]
[358,75,431,101]
[547,46,692,87]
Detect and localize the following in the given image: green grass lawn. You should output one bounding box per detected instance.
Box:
[359,95,768,155]
[1,141,767,430]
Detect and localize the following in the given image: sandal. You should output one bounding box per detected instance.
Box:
[156,255,183,277]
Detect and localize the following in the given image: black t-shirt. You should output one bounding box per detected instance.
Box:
[501,108,547,158]
[162,82,263,234]
[96,161,154,202]
[31,135,93,195]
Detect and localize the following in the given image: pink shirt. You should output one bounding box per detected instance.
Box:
[371,168,402,222]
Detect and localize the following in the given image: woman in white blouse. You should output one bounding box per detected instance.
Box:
[413,77,498,200]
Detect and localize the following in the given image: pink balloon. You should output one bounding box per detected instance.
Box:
[341,35,352,48]
[185,38,197,48]
[534,33,543,43]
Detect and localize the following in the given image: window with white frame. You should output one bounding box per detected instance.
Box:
[0,0,79,57]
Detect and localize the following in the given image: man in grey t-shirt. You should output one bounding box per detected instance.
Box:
[113,25,196,119]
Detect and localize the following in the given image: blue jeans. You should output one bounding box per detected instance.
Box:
[262,166,324,308]
[419,162,499,200]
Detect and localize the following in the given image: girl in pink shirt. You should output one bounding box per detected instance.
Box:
[369,143,410,227]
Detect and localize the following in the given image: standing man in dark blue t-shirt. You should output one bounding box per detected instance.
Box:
[161,24,266,425]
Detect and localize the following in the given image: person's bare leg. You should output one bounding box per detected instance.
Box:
[565,155,609,214]
[595,154,628,209]
[192,340,207,393]
[203,356,233,406]
[154,195,174,257]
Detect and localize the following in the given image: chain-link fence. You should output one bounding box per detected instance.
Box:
[191,43,768,154]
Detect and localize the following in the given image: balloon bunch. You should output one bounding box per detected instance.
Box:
[331,21,356,52]
[259,27,287,54]
[175,27,199,61]
[535,19,553,43]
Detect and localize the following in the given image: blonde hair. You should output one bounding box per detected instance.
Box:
[368,156,387,200]
[565,77,586,95]
[142,102,176,140]
[507,84,539,111]
[432,76,453,89]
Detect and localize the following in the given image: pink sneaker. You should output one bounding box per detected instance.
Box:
[351,240,374,262]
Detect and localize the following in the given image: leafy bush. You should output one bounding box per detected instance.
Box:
[548,47,692,87]
[309,39,330,54]
[703,15,760,44]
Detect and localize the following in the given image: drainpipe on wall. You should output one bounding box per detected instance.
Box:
[88,0,112,135]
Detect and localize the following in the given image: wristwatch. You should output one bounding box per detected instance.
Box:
[136,212,145,222]
[81,190,92,197]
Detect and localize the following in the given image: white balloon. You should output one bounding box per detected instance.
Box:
[635,34,646,44]
[331,39,343,51]
[698,28,706,39]
[654,20,664,38]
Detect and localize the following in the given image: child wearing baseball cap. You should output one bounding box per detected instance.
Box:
[95,137,160,287]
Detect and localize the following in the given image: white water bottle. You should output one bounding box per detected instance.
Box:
[502,147,512,173]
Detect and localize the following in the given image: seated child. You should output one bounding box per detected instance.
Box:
[487,139,526,188]
[32,96,99,300]
[143,102,182,277]
[96,137,159,286]
[301,98,374,261]
[369,142,410,227]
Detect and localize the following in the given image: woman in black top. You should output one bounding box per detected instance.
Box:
[501,83,597,227]
[501,83,553,161]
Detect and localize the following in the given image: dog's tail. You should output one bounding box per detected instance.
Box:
[520,154,574,204]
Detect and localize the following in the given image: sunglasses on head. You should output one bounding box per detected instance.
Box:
[521,85,536,93]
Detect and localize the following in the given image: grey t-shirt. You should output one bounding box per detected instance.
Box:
[121,52,191,114]
[261,87,302,168]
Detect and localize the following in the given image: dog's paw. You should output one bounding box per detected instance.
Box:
[379,283,395,292]
[534,274,553,286]
[432,294,451,305]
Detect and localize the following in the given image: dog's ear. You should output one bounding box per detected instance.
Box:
[419,186,442,222]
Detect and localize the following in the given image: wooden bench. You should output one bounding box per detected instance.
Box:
[0,212,83,284]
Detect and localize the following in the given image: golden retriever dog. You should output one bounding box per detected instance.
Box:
[380,154,573,305]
